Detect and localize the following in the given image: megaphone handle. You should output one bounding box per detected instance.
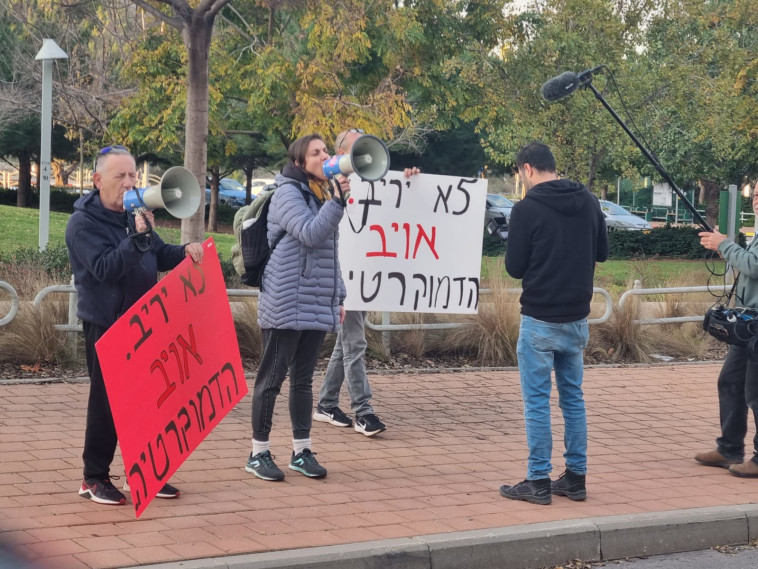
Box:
[332,178,350,207]
[129,188,154,232]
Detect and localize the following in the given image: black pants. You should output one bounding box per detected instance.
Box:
[716,344,758,463]
[252,329,326,442]
[82,321,118,480]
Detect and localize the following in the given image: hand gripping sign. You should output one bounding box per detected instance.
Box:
[96,238,247,517]
[337,171,488,314]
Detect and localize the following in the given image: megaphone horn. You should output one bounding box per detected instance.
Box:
[123,166,202,219]
[322,134,390,182]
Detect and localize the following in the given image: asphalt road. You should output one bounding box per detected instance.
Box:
[555,544,758,569]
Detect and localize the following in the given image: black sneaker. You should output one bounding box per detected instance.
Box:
[551,469,586,501]
[245,451,285,481]
[313,405,353,427]
[289,449,327,478]
[123,480,180,499]
[355,413,386,437]
[79,478,126,505]
[499,478,552,505]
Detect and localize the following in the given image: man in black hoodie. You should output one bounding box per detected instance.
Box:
[500,142,608,505]
[66,146,203,506]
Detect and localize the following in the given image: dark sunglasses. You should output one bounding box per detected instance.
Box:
[99,145,128,155]
[335,129,365,151]
[93,145,129,171]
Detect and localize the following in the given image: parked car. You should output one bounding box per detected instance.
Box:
[484,194,514,227]
[250,178,276,197]
[205,178,248,208]
[599,200,652,231]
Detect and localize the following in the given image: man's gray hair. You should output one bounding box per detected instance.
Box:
[94,147,133,173]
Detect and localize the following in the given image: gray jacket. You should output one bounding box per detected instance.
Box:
[719,237,758,309]
[257,170,346,332]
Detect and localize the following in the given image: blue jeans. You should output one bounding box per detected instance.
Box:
[516,315,589,480]
[318,310,374,417]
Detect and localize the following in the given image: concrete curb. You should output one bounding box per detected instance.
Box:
[132,504,758,569]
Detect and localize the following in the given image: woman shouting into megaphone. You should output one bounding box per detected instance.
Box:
[245,133,349,482]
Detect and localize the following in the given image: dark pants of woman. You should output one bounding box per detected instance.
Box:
[717,344,758,464]
[82,321,118,480]
[252,328,327,442]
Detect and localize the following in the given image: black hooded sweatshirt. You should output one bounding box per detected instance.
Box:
[65,190,187,329]
[505,178,609,322]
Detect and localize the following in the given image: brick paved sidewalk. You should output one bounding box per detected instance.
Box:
[0,363,755,569]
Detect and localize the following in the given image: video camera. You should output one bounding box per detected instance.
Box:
[703,305,758,358]
[486,214,508,242]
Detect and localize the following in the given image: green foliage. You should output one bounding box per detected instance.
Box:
[0,245,71,280]
[482,232,507,257]
[607,225,745,260]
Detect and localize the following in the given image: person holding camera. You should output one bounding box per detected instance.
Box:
[66,145,204,505]
[696,181,758,478]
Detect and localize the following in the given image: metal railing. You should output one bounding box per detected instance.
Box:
[2,279,714,348]
[618,284,730,325]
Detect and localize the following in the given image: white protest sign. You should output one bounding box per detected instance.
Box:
[338,171,488,314]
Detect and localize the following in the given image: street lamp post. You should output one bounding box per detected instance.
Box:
[34,39,68,251]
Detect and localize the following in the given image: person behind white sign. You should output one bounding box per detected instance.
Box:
[313,129,419,436]
[65,145,204,506]
[245,134,350,481]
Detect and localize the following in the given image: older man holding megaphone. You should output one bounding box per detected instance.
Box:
[65,145,204,506]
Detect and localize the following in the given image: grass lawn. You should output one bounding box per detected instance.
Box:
[1,204,723,289]
[0,204,237,259]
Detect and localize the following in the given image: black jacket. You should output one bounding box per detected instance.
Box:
[65,190,187,329]
[505,178,608,322]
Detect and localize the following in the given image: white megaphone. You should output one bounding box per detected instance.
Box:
[123,166,202,219]
[322,134,390,182]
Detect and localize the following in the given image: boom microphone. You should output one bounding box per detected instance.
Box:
[540,66,604,102]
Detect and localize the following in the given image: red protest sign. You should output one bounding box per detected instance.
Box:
[96,238,247,518]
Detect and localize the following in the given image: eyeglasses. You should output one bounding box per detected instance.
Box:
[335,129,365,152]
[93,145,129,171]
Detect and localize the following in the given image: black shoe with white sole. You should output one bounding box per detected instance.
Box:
[313,405,353,427]
[123,479,181,498]
[79,478,126,505]
[355,413,386,437]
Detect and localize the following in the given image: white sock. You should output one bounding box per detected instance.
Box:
[293,438,311,455]
[252,440,270,457]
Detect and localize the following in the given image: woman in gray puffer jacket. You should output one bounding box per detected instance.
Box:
[246,134,350,482]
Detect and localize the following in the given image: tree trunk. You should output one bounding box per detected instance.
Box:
[243,166,253,205]
[699,179,720,230]
[600,183,608,201]
[206,167,219,233]
[16,153,31,208]
[180,16,213,244]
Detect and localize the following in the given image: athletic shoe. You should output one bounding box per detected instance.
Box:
[355,413,386,437]
[289,449,327,478]
[551,469,587,501]
[499,478,552,505]
[245,451,285,481]
[78,478,126,505]
[123,480,181,498]
[313,405,353,427]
